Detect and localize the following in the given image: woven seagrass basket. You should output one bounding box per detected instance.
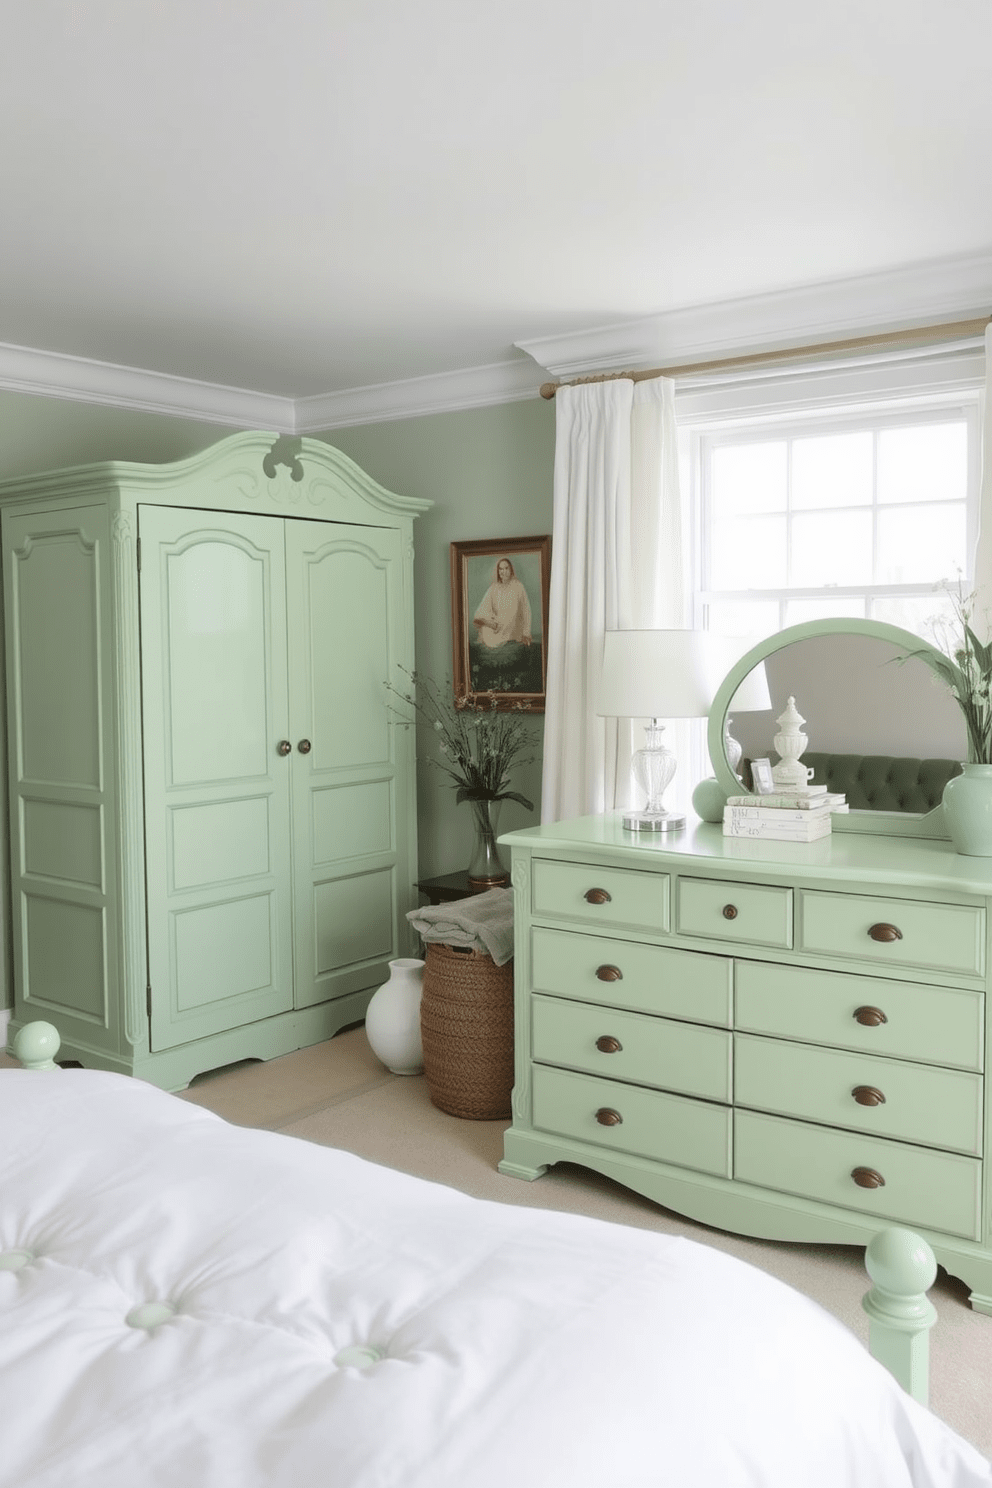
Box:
[420,942,514,1120]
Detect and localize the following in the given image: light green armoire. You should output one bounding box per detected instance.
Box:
[0,432,430,1089]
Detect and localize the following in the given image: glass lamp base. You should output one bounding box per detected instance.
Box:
[622,810,686,833]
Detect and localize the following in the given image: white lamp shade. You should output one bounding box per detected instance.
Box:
[597,629,727,720]
[729,660,772,712]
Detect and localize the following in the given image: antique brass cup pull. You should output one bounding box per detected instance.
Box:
[585,888,611,905]
[595,1107,623,1126]
[852,1085,886,1107]
[851,1166,885,1189]
[868,923,902,943]
[595,965,623,982]
[595,1035,622,1054]
[853,1005,888,1027]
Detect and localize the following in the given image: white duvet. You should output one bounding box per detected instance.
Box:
[0,1069,988,1488]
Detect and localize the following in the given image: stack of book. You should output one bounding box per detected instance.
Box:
[722,787,848,842]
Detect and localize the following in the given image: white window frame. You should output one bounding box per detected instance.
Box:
[674,340,985,635]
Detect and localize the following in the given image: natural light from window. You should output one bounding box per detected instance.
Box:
[699,413,973,642]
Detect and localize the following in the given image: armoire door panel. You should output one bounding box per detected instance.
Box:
[23,895,107,1023]
[306,545,393,771]
[173,894,277,1011]
[163,535,273,786]
[312,868,395,974]
[9,523,102,790]
[21,799,103,889]
[286,521,408,1008]
[311,780,394,866]
[170,797,272,891]
[141,506,295,1051]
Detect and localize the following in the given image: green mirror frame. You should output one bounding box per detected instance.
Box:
[706,618,962,839]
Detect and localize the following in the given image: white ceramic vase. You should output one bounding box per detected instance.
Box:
[365,957,425,1075]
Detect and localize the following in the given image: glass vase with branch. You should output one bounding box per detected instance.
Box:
[387,669,539,886]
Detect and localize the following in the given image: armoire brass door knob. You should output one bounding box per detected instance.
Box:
[298,739,312,754]
[277,740,292,756]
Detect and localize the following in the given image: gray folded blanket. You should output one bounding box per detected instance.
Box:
[406,887,515,966]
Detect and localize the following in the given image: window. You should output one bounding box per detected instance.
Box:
[691,400,980,642]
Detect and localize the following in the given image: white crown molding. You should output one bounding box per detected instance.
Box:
[1,249,989,433]
[0,341,296,431]
[294,357,543,431]
[516,251,992,379]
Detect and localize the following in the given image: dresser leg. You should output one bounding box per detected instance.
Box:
[967,1289,992,1316]
[498,1157,549,1181]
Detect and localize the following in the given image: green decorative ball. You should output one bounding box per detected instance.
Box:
[692,777,728,824]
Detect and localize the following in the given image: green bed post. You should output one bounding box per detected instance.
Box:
[862,1227,938,1404]
[12,1021,62,1070]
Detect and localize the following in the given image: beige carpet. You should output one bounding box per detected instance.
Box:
[176,1025,992,1457]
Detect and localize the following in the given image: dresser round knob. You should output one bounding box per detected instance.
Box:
[276,740,292,756]
[722,904,738,920]
[853,1005,888,1027]
[852,1085,886,1107]
[595,964,623,982]
[851,1166,885,1189]
[595,1035,622,1054]
[585,888,612,905]
[868,922,902,943]
[595,1107,623,1126]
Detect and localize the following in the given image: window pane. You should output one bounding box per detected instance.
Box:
[784,596,866,626]
[876,503,966,584]
[871,591,959,639]
[791,431,873,510]
[705,599,781,636]
[709,515,787,589]
[711,442,787,518]
[877,423,967,504]
[790,510,873,586]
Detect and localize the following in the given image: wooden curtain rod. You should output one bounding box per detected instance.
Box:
[538,316,991,399]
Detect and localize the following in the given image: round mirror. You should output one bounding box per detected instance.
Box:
[706,619,966,837]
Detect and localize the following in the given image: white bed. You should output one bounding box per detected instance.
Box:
[1,1053,989,1488]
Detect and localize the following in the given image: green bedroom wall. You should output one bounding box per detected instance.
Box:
[322,398,555,878]
[0,389,555,1011]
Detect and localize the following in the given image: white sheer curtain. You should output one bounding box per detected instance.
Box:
[972,322,992,604]
[541,376,689,824]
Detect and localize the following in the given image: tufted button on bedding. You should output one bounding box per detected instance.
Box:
[333,1344,384,1370]
[0,1249,34,1271]
[126,1301,177,1330]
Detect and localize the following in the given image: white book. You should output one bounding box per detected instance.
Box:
[723,817,832,841]
[725,804,831,824]
[726,790,836,810]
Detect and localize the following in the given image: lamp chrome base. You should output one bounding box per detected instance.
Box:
[622,810,686,833]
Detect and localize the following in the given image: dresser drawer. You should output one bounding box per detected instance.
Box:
[533,994,733,1102]
[798,890,985,978]
[532,859,669,934]
[735,960,984,1071]
[735,1109,982,1239]
[734,1033,983,1155]
[532,1064,731,1177]
[531,926,732,1027]
[677,877,793,949]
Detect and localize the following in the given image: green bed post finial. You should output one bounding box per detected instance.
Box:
[862,1226,938,1404]
[12,1021,62,1071]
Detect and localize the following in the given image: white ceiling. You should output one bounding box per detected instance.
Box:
[3,1,992,426]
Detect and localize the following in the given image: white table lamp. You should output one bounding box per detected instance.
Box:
[597,629,725,832]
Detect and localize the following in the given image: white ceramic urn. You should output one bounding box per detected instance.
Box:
[364,957,425,1075]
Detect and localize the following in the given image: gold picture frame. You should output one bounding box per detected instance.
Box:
[450,535,551,710]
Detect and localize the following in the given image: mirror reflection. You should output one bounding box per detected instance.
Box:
[726,633,967,813]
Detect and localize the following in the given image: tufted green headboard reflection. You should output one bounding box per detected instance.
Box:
[803,754,963,814]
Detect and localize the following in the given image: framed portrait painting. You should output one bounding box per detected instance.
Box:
[450,535,551,710]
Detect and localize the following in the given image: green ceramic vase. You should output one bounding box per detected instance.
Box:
[942,763,992,856]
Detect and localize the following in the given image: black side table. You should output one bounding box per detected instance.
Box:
[414,871,477,906]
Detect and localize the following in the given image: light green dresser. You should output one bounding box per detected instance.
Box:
[0,433,430,1089]
[500,814,992,1312]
